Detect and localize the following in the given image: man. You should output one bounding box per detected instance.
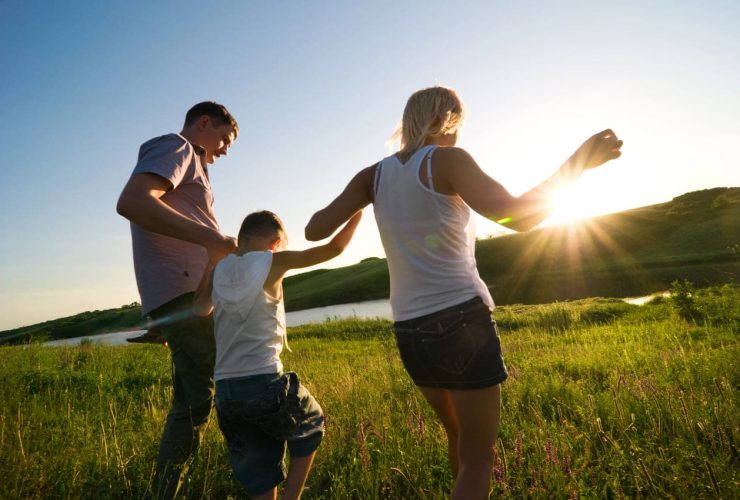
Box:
[116,101,239,498]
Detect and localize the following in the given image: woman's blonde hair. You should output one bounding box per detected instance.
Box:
[392,86,466,158]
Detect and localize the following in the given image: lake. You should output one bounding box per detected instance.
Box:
[44,292,667,347]
[45,299,394,347]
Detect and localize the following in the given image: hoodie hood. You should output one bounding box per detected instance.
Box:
[212,252,273,320]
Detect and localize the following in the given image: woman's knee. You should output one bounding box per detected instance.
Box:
[457,444,495,468]
[456,427,496,465]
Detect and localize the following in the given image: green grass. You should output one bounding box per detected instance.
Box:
[0,285,737,498]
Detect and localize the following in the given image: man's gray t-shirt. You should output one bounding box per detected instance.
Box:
[130,133,219,315]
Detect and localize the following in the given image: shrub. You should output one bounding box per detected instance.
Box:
[670,280,703,322]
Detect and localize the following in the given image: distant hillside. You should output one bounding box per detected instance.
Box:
[473,187,739,303]
[2,187,737,344]
[0,303,144,345]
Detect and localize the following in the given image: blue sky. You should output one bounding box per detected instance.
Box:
[1,0,738,330]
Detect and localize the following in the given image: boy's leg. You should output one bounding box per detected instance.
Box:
[418,387,460,477]
[449,383,501,500]
[282,374,324,500]
[151,295,216,499]
[282,451,316,500]
[216,375,292,497]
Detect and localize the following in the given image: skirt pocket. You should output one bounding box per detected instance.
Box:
[420,321,480,376]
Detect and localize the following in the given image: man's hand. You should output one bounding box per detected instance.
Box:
[571,129,623,170]
[206,233,237,265]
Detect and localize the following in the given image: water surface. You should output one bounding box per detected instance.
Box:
[45,293,667,347]
[45,299,393,347]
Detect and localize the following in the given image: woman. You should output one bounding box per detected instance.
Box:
[305,86,622,499]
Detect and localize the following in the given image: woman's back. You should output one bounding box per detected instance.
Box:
[373,145,493,321]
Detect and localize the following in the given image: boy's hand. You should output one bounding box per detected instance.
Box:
[330,211,362,251]
[193,263,215,316]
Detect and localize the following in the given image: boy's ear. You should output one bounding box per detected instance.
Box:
[269,237,282,252]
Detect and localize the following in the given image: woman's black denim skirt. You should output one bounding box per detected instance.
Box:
[393,296,508,389]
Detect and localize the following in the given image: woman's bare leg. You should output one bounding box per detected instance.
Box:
[449,384,501,500]
[418,386,460,477]
[252,487,277,500]
[282,452,316,500]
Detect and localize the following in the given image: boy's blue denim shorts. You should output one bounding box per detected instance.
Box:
[393,296,508,389]
[215,372,324,496]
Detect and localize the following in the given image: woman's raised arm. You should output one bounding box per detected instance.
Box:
[438,129,622,232]
[305,165,375,241]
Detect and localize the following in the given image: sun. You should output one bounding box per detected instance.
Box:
[474,182,612,237]
[544,178,630,227]
[548,184,588,225]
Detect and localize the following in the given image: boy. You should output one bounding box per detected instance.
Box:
[194,210,361,499]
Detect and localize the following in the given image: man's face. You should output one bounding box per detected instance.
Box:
[200,118,236,165]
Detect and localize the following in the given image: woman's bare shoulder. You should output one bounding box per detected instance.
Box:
[435,146,474,162]
[433,147,479,177]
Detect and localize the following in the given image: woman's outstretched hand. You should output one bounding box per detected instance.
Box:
[571,129,623,170]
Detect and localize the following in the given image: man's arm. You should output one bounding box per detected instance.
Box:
[116,173,236,263]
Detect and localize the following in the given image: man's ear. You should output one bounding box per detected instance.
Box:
[197,115,211,130]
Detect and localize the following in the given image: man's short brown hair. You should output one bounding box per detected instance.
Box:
[184,101,239,138]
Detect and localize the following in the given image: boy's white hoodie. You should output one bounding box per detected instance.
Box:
[211,252,287,381]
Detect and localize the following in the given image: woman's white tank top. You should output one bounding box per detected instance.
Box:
[373,145,494,321]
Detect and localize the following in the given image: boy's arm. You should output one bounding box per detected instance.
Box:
[193,262,215,316]
[273,211,362,275]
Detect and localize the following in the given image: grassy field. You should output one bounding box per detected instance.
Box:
[0,284,737,498]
